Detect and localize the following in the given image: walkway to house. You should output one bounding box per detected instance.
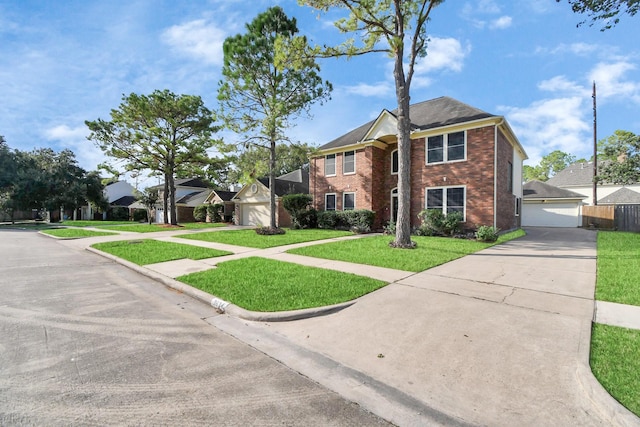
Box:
[58,226,640,426]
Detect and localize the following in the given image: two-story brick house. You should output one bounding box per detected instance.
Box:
[310,96,528,231]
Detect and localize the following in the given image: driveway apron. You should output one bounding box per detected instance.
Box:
[244,227,635,426]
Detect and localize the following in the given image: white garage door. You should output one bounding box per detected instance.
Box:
[522,202,580,227]
[241,203,271,226]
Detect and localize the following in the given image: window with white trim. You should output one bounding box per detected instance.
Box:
[343,150,355,174]
[325,154,336,176]
[515,197,521,216]
[343,192,355,210]
[325,193,336,211]
[391,149,398,175]
[426,186,466,219]
[426,131,466,164]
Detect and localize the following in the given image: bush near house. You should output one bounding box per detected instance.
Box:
[317,209,375,233]
[206,203,224,223]
[475,225,500,242]
[282,194,316,229]
[107,207,130,221]
[414,210,463,237]
[132,209,147,222]
[193,204,207,222]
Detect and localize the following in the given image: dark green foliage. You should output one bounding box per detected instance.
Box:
[296,208,318,229]
[108,207,129,221]
[132,209,148,222]
[475,225,500,242]
[416,210,463,236]
[255,226,287,235]
[282,193,314,229]
[317,210,375,233]
[193,204,208,222]
[207,203,225,223]
[559,0,639,30]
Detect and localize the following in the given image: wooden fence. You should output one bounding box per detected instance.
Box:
[582,204,640,232]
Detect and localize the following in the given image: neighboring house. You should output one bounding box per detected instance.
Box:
[522,180,586,227]
[598,187,640,205]
[80,180,135,220]
[546,160,640,205]
[204,189,237,222]
[310,96,528,231]
[233,169,309,227]
[153,178,212,223]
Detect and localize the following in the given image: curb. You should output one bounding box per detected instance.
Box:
[86,247,355,322]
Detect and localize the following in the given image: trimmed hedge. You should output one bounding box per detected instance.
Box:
[317,209,375,233]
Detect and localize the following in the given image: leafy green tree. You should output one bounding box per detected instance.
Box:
[597,130,640,184]
[229,142,317,184]
[300,0,442,248]
[218,6,332,230]
[0,136,14,192]
[558,0,639,30]
[134,187,159,225]
[86,89,220,225]
[523,165,548,182]
[524,150,576,182]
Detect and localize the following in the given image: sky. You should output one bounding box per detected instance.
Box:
[1,0,639,188]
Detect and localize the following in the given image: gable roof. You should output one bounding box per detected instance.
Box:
[598,187,640,205]
[176,190,210,206]
[110,195,137,207]
[523,180,586,200]
[150,177,210,190]
[257,177,309,196]
[212,190,236,202]
[319,96,496,151]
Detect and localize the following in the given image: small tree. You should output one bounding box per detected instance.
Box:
[135,187,159,225]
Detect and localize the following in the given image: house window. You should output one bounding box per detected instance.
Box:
[325,154,336,176]
[426,186,466,219]
[343,150,355,174]
[325,193,336,211]
[507,161,514,193]
[515,197,521,216]
[427,131,466,164]
[343,192,355,210]
[391,149,398,175]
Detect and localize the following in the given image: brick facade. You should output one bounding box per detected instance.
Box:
[312,124,520,231]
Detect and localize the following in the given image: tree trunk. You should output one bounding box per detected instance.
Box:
[168,173,177,225]
[269,139,277,229]
[162,179,169,224]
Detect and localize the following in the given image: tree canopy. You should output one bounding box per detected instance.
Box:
[558,0,639,30]
[86,89,220,225]
[597,130,640,184]
[218,6,332,230]
[523,150,578,182]
[299,0,443,248]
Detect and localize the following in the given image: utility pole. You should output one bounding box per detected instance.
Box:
[592,81,598,206]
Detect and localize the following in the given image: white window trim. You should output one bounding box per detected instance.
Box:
[343,192,356,210]
[425,185,467,221]
[425,131,467,165]
[325,193,337,211]
[343,150,356,175]
[391,149,398,175]
[325,154,336,177]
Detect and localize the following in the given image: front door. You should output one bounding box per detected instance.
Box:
[391,188,398,223]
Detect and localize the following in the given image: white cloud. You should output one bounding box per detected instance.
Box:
[44,124,106,171]
[536,42,599,57]
[343,82,393,97]
[588,61,640,103]
[161,19,226,65]
[416,37,470,74]
[490,16,512,29]
[538,75,588,96]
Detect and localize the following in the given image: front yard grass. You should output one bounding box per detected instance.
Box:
[287,229,526,272]
[591,324,640,416]
[596,231,640,306]
[91,239,231,265]
[177,257,386,312]
[95,222,228,233]
[41,228,118,238]
[178,229,353,249]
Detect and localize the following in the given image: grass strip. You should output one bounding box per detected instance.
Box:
[179,229,353,249]
[96,222,228,233]
[288,229,526,272]
[178,257,386,312]
[596,231,640,306]
[60,220,133,227]
[590,323,640,417]
[41,228,117,238]
[91,239,231,265]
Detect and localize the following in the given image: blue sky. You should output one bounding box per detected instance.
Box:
[1,0,639,187]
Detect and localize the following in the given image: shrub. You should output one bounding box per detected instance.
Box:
[132,209,147,222]
[207,203,224,223]
[415,209,463,236]
[255,226,286,235]
[282,194,313,229]
[475,225,500,242]
[107,207,129,221]
[341,209,375,233]
[441,211,463,236]
[317,211,338,229]
[193,204,207,222]
[383,220,396,235]
[296,208,318,229]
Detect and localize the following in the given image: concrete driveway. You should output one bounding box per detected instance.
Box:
[215,227,638,426]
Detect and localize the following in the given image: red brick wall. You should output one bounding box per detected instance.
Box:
[495,129,518,231]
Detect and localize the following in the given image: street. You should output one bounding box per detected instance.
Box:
[0,229,389,426]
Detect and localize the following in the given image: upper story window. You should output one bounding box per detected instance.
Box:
[426,186,466,220]
[391,149,398,175]
[325,154,336,176]
[343,150,355,174]
[427,131,466,164]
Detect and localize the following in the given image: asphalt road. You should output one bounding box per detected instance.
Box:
[0,229,390,426]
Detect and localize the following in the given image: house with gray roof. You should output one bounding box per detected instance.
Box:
[521,180,586,227]
[310,96,528,230]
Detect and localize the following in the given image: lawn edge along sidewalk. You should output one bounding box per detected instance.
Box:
[87,246,356,322]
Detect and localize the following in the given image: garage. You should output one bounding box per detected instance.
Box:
[522,181,586,228]
[241,203,271,226]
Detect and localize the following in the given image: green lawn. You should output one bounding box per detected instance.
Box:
[178,228,353,249]
[287,229,526,272]
[41,228,118,238]
[96,222,228,233]
[177,257,386,312]
[91,239,231,265]
[590,324,640,416]
[60,220,133,227]
[596,231,640,306]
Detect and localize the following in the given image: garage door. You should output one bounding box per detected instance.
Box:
[522,202,580,227]
[241,203,271,226]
